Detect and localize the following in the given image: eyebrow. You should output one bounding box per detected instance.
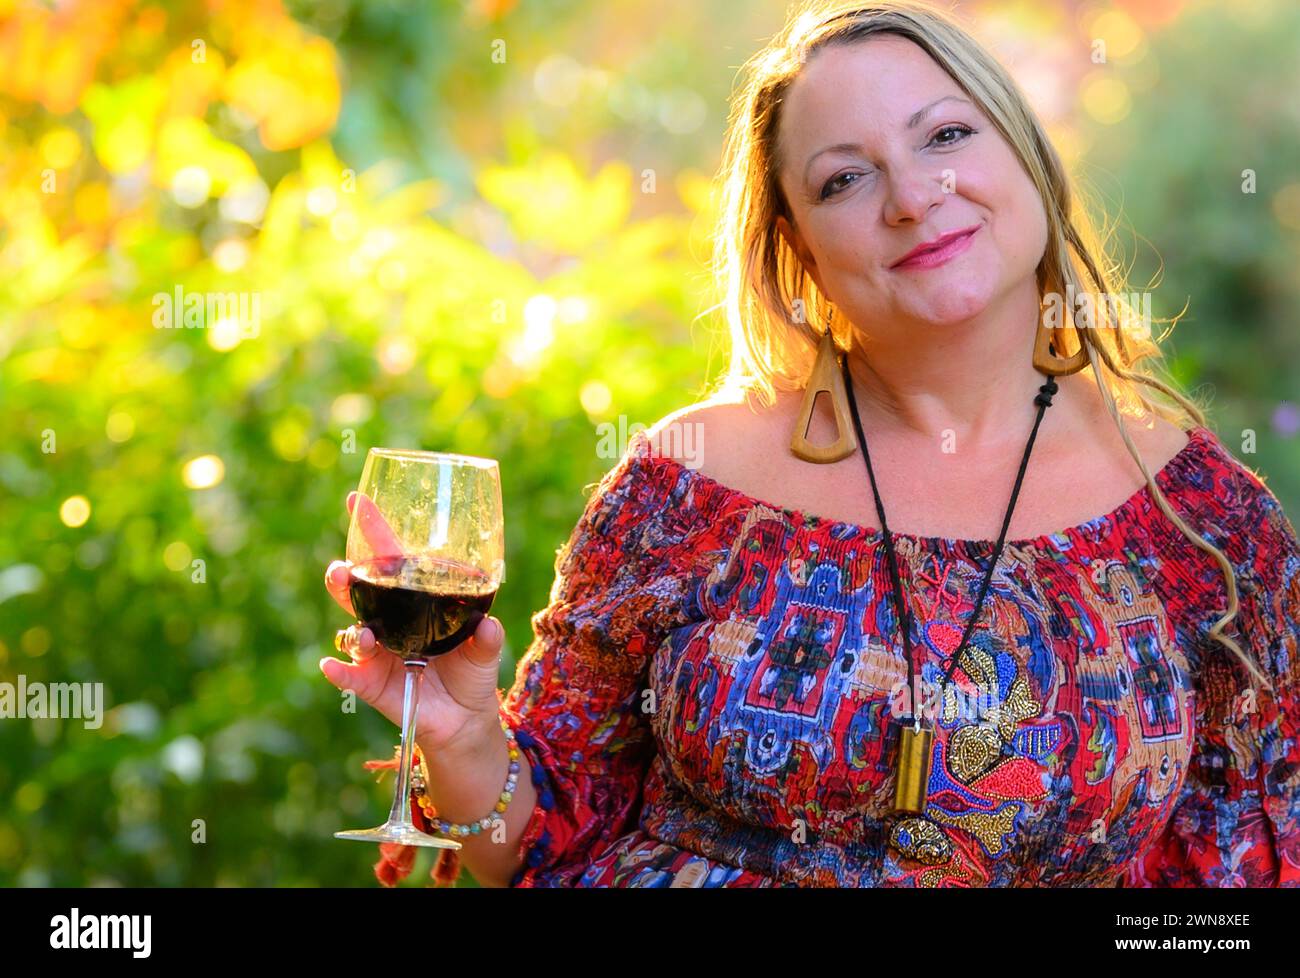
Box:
[802,95,973,183]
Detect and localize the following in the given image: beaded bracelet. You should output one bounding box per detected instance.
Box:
[411,715,519,838]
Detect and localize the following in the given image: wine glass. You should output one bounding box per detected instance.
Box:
[333,447,505,849]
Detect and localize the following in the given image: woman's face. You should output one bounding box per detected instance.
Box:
[774,35,1048,336]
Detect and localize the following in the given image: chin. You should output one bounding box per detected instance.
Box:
[910,286,994,326]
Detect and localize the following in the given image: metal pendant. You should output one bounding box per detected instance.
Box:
[892,719,933,814]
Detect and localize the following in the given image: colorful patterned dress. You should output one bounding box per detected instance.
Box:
[499,424,1300,887]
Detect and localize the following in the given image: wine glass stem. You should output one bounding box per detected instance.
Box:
[387,660,425,829]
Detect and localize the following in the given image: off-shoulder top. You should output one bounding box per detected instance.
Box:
[498,424,1300,887]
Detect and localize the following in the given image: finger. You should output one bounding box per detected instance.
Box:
[335,624,379,663]
[461,614,504,668]
[319,650,404,721]
[350,491,404,560]
[325,560,356,616]
[353,625,378,661]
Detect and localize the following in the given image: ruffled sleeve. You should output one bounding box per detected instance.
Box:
[499,433,684,887]
[1124,459,1300,887]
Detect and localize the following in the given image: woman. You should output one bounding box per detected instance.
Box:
[320,0,1300,887]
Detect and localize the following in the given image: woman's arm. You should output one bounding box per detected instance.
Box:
[1125,462,1300,886]
[420,712,537,888]
[427,432,680,886]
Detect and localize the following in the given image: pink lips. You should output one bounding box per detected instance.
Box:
[890,223,981,270]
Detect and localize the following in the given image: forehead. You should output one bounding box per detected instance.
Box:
[779,35,962,148]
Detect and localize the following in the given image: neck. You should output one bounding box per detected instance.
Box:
[841,286,1067,448]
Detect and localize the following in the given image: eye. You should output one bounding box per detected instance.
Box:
[929,124,975,148]
[819,127,973,200]
[819,171,863,200]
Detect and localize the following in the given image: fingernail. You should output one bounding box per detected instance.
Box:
[346,491,357,512]
[358,627,375,650]
[479,616,500,644]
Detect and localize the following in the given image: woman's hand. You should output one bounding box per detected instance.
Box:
[319,491,506,758]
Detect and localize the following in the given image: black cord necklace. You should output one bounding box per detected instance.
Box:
[838,353,1059,815]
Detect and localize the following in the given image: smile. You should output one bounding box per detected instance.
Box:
[890,223,981,270]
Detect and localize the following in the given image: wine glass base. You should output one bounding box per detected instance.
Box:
[335,822,463,849]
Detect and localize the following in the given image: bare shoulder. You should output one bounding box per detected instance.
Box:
[1117,410,1193,474]
[1059,373,1191,475]
[643,388,795,483]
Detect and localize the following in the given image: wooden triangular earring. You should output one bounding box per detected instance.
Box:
[1033,294,1089,375]
[790,310,858,463]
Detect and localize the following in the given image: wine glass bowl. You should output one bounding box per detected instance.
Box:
[333,448,505,850]
[347,554,497,661]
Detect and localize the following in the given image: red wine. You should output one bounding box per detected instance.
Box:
[348,555,497,660]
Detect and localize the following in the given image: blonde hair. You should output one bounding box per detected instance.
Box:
[702,0,1269,691]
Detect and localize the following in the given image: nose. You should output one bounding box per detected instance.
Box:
[881,163,946,226]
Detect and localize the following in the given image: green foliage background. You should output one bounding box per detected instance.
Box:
[0,0,1296,886]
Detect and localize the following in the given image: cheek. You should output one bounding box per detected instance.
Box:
[1013,194,1048,270]
[993,173,1049,272]
[961,142,1048,272]
[823,238,888,297]
[977,179,1045,275]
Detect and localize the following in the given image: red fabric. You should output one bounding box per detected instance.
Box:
[499,424,1300,886]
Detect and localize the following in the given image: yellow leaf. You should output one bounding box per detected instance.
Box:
[225,35,341,150]
[477,152,631,253]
